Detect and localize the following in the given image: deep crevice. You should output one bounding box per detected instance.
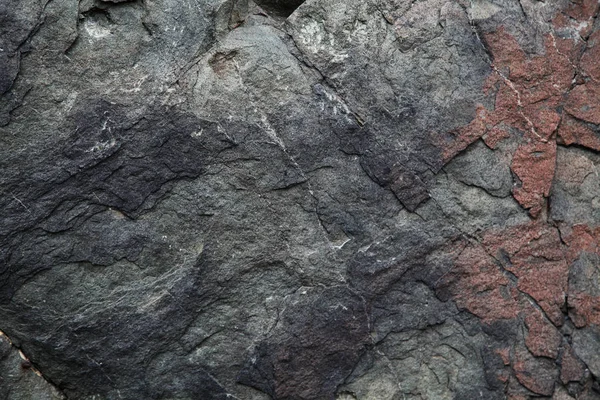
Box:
[254,0,304,19]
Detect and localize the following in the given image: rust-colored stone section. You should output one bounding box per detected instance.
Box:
[442,0,600,217]
[483,222,569,326]
[437,240,520,322]
[556,0,599,28]
[482,126,511,149]
[562,224,600,260]
[439,220,600,395]
[437,1,600,398]
[524,311,562,359]
[438,223,569,324]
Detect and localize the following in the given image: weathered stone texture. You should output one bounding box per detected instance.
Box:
[1,0,600,399]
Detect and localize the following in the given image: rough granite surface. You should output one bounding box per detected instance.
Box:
[1,0,600,399]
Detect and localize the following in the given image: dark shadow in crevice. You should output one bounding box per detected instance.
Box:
[82,7,113,24]
[253,0,305,19]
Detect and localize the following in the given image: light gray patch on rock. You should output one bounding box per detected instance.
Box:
[573,327,600,381]
[551,146,600,225]
[444,140,514,198]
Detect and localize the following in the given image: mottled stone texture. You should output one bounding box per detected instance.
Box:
[1,0,600,399]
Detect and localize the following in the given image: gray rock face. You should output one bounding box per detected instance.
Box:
[0,331,64,400]
[1,0,600,399]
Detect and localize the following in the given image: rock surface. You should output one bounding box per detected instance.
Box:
[1,0,600,399]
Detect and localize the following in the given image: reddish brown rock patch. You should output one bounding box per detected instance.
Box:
[440,219,600,395]
[437,240,520,322]
[483,222,569,326]
[441,0,600,216]
[436,1,600,397]
[561,224,600,259]
[524,311,562,359]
